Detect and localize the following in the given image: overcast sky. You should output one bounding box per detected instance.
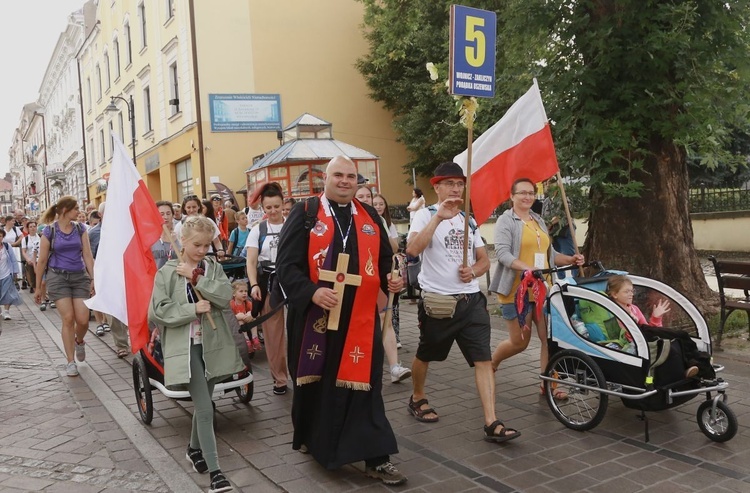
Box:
[0,0,86,177]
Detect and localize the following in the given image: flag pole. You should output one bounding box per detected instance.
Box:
[382,255,400,342]
[462,106,474,267]
[162,224,218,329]
[554,172,579,254]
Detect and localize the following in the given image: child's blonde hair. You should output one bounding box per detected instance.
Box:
[235,211,247,221]
[180,215,215,243]
[231,280,247,293]
[606,275,633,297]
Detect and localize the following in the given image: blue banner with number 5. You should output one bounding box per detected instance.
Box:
[449,5,496,98]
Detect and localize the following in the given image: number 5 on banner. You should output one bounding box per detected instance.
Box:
[449,5,496,98]
[465,16,486,67]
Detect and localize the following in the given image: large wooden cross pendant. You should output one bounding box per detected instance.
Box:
[318,253,362,331]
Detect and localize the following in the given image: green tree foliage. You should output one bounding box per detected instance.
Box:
[504,1,750,199]
[356,0,528,178]
[358,0,750,192]
[358,0,750,312]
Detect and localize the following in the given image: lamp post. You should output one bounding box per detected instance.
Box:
[104,95,136,166]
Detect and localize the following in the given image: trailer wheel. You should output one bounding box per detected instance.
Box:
[544,349,608,431]
[697,399,737,443]
[235,381,254,403]
[132,354,153,424]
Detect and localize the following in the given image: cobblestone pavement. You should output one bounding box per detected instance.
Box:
[0,299,171,492]
[1,269,748,492]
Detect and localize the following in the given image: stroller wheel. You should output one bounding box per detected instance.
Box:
[697,399,737,442]
[132,354,153,424]
[235,381,254,403]
[544,349,608,431]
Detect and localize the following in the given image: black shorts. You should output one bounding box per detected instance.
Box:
[416,292,491,366]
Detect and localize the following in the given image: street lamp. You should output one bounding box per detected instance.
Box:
[104,95,136,166]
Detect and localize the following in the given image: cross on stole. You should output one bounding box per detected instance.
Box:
[318,253,362,331]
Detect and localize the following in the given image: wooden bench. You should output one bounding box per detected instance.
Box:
[708,256,750,348]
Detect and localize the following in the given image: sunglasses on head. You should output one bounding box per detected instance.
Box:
[183,194,199,201]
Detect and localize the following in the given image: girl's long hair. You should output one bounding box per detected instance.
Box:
[40,195,78,225]
[374,193,393,228]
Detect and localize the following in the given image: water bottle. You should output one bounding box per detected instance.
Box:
[571,315,589,338]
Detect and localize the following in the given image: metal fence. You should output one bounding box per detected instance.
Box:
[689,183,750,213]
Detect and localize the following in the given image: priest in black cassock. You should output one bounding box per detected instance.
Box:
[276,156,407,486]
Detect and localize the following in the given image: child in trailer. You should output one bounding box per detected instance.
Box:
[229,280,261,352]
[149,216,244,493]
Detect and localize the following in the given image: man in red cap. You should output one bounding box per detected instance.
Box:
[405,161,521,443]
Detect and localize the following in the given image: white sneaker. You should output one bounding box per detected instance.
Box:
[396,341,402,349]
[75,338,86,362]
[2,311,10,321]
[66,361,79,377]
[391,364,412,383]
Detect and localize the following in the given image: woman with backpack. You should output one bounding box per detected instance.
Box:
[34,196,96,377]
[244,182,288,395]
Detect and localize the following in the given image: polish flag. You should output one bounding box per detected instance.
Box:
[454,79,559,224]
[85,136,163,354]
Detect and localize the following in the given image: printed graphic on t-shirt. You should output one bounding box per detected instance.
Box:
[442,227,474,263]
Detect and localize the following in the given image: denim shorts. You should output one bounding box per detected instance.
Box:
[46,268,91,301]
[500,302,536,321]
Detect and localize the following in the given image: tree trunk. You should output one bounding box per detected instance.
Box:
[583,139,719,315]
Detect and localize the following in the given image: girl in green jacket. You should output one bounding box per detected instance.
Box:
[149,215,242,493]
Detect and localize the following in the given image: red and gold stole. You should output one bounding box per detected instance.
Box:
[297,196,381,390]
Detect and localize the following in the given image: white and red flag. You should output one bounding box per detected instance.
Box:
[454,79,559,224]
[85,136,163,354]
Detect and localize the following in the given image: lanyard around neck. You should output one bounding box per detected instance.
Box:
[327,201,353,251]
[520,218,542,251]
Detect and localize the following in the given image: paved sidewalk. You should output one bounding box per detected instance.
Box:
[1,282,749,492]
[0,297,174,492]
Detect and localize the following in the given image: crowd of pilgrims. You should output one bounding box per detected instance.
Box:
[2,159,590,492]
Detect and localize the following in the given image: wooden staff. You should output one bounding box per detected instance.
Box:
[163,224,217,330]
[382,255,400,342]
[554,171,579,254]
[462,108,475,267]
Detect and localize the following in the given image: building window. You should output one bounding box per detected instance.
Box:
[143,86,152,132]
[109,121,115,154]
[124,22,132,65]
[99,129,106,163]
[118,112,124,141]
[85,77,92,108]
[89,137,95,170]
[113,38,120,78]
[175,158,193,200]
[104,52,111,89]
[138,3,147,49]
[166,0,174,20]
[168,62,179,115]
[95,65,102,101]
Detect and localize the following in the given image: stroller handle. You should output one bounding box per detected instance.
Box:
[526,260,603,279]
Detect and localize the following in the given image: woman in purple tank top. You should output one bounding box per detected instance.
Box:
[35,196,96,377]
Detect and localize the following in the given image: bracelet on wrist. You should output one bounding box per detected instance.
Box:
[251,283,259,289]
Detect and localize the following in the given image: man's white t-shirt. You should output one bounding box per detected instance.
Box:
[244,206,265,227]
[23,234,40,262]
[244,220,284,263]
[408,204,484,295]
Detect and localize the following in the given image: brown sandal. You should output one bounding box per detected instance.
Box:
[484,420,521,443]
[117,349,129,358]
[408,396,439,423]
